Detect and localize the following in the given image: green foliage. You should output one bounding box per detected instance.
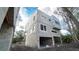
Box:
[12,30,25,43]
[75,30,79,40]
[62,34,73,43]
[12,38,23,43]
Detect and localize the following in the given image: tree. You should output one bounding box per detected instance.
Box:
[54,7,79,42]
[12,30,25,43]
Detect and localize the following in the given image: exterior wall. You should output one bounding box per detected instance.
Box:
[0,8,8,29]
[8,7,20,50]
[0,7,19,51]
[37,10,60,36]
[25,32,38,48]
[0,27,13,51]
[25,10,61,48]
[25,11,39,48]
[14,7,20,26]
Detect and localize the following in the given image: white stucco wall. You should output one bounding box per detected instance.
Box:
[25,11,38,48]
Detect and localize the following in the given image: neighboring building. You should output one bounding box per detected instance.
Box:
[25,10,61,48]
[0,7,19,51]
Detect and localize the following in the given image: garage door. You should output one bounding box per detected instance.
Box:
[40,37,52,47]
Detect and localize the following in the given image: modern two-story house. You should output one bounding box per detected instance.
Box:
[25,9,61,48]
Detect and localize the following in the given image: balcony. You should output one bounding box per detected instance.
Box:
[53,23,61,30]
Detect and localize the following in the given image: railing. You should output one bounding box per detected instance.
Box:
[53,23,61,30]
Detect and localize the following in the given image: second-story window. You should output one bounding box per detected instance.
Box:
[40,24,46,31]
[51,30,57,33]
[41,24,43,30]
[44,26,46,31]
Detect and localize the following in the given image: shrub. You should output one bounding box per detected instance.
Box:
[12,30,24,43]
[62,34,72,43]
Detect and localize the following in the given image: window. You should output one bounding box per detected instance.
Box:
[49,19,51,21]
[44,26,46,31]
[41,24,43,30]
[40,24,46,31]
[51,30,57,33]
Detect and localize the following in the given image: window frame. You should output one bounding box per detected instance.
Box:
[40,24,46,31]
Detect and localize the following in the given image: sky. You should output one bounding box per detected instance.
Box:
[15,7,37,31]
[15,7,69,35]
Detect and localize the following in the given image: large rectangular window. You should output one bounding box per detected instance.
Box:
[40,37,52,47]
[40,24,46,31]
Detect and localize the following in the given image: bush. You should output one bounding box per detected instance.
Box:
[75,30,79,40]
[12,30,24,43]
[12,37,24,43]
[62,34,72,43]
